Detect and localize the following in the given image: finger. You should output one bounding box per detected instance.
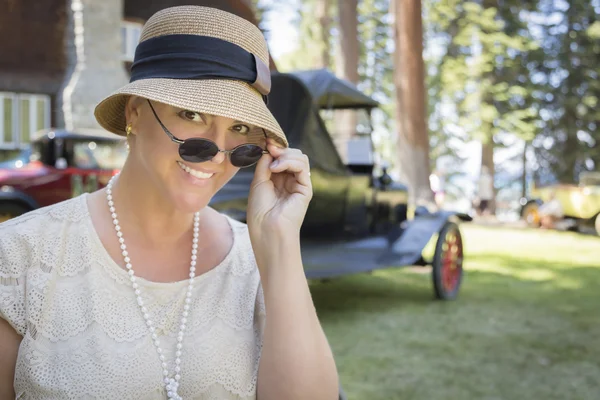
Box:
[269,157,306,172]
[268,147,308,163]
[269,158,311,187]
[251,151,274,186]
[266,143,286,157]
[266,137,286,149]
[267,143,306,158]
[269,151,309,170]
[270,152,310,171]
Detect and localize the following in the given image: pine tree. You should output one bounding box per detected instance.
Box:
[531,0,600,184]
[275,0,336,71]
[425,0,540,209]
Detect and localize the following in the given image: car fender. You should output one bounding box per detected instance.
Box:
[0,187,39,210]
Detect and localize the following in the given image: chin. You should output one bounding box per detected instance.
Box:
[167,165,221,213]
[161,161,237,213]
[168,189,212,214]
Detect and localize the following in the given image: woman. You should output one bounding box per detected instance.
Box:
[0,6,339,400]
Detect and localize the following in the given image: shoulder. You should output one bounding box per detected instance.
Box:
[0,194,99,336]
[0,194,88,229]
[225,213,251,237]
[216,213,267,330]
[206,209,262,284]
[205,207,252,254]
[219,212,252,255]
[204,206,248,231]
[0,195,89,276]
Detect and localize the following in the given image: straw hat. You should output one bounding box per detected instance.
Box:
[94,6,288,147]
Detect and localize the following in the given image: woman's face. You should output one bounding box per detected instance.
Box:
[125,97,266,213]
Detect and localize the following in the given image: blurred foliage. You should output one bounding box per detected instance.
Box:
[269,0,600,187]
[250,0,268,35]
[529,0,600,184]
[274,0,336,71]
[424,0,600,189]
[425,0,540,191]
[355,0,396,170]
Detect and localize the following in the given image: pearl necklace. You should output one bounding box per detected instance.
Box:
[106,174,199,400]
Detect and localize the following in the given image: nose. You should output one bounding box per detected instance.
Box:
[204,126,229,165]
[210,150,227,164]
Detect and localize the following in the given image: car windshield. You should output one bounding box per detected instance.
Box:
[72,140,127,170]
[319,108,374,165]
[319,108,373,136]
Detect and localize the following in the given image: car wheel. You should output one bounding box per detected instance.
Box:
[432,221,464,300]
[0,202,31,223]
[394,203,408,224]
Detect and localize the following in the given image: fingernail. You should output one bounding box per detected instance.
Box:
[270,160,279,168]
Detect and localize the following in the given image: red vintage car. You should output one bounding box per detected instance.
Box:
[0,128,127,222]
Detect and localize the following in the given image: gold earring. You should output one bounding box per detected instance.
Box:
[125,124,132,151]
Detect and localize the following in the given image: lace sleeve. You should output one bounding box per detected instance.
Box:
[0,220,34,336]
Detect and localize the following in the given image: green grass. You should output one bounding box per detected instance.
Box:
[310,224,600,400]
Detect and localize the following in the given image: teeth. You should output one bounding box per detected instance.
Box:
[177,161,214,179]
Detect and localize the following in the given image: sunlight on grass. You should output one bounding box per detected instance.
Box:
[312,224,600,400]
[467,262,523,276]
[469,263,561,282]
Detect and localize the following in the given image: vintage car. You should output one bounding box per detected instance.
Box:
[211,69,469,300]
[0,129,126,222]
[520,171,600,235]
[211,69,409,237]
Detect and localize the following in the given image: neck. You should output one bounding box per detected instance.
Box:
[108,161,200,245]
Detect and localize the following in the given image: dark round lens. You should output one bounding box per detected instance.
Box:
[179,139,218,163]
[230,144,264,168]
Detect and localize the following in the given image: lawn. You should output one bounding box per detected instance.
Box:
[310,224,600,400]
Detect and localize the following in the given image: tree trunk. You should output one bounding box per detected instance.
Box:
[481,136,496,213]
[480,0,498,213]
[392,0,433,207]
[316,0,331,69]
[521,140,528,199]
[334,0,359,163]
[336,0,359,83]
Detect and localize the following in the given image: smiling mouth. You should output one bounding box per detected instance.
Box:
[177,161,214,179]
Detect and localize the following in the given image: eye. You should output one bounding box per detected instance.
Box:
[178,110,204,123]
[232,124,250,135]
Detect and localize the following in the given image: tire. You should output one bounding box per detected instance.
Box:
[394,203,408,224]
[522,202,541,227]
[0,202,31,223]
[432,221,464,300]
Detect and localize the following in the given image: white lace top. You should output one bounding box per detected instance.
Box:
[0,194,266,400]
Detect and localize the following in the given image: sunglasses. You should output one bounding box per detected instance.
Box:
[146,100,268,168]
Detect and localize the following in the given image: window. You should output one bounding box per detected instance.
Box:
[121,21,143,62]
[0,92,50,149]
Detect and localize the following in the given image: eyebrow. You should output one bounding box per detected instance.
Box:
[179,107,252,128]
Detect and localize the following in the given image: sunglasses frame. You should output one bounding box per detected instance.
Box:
[146,100,269,168]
